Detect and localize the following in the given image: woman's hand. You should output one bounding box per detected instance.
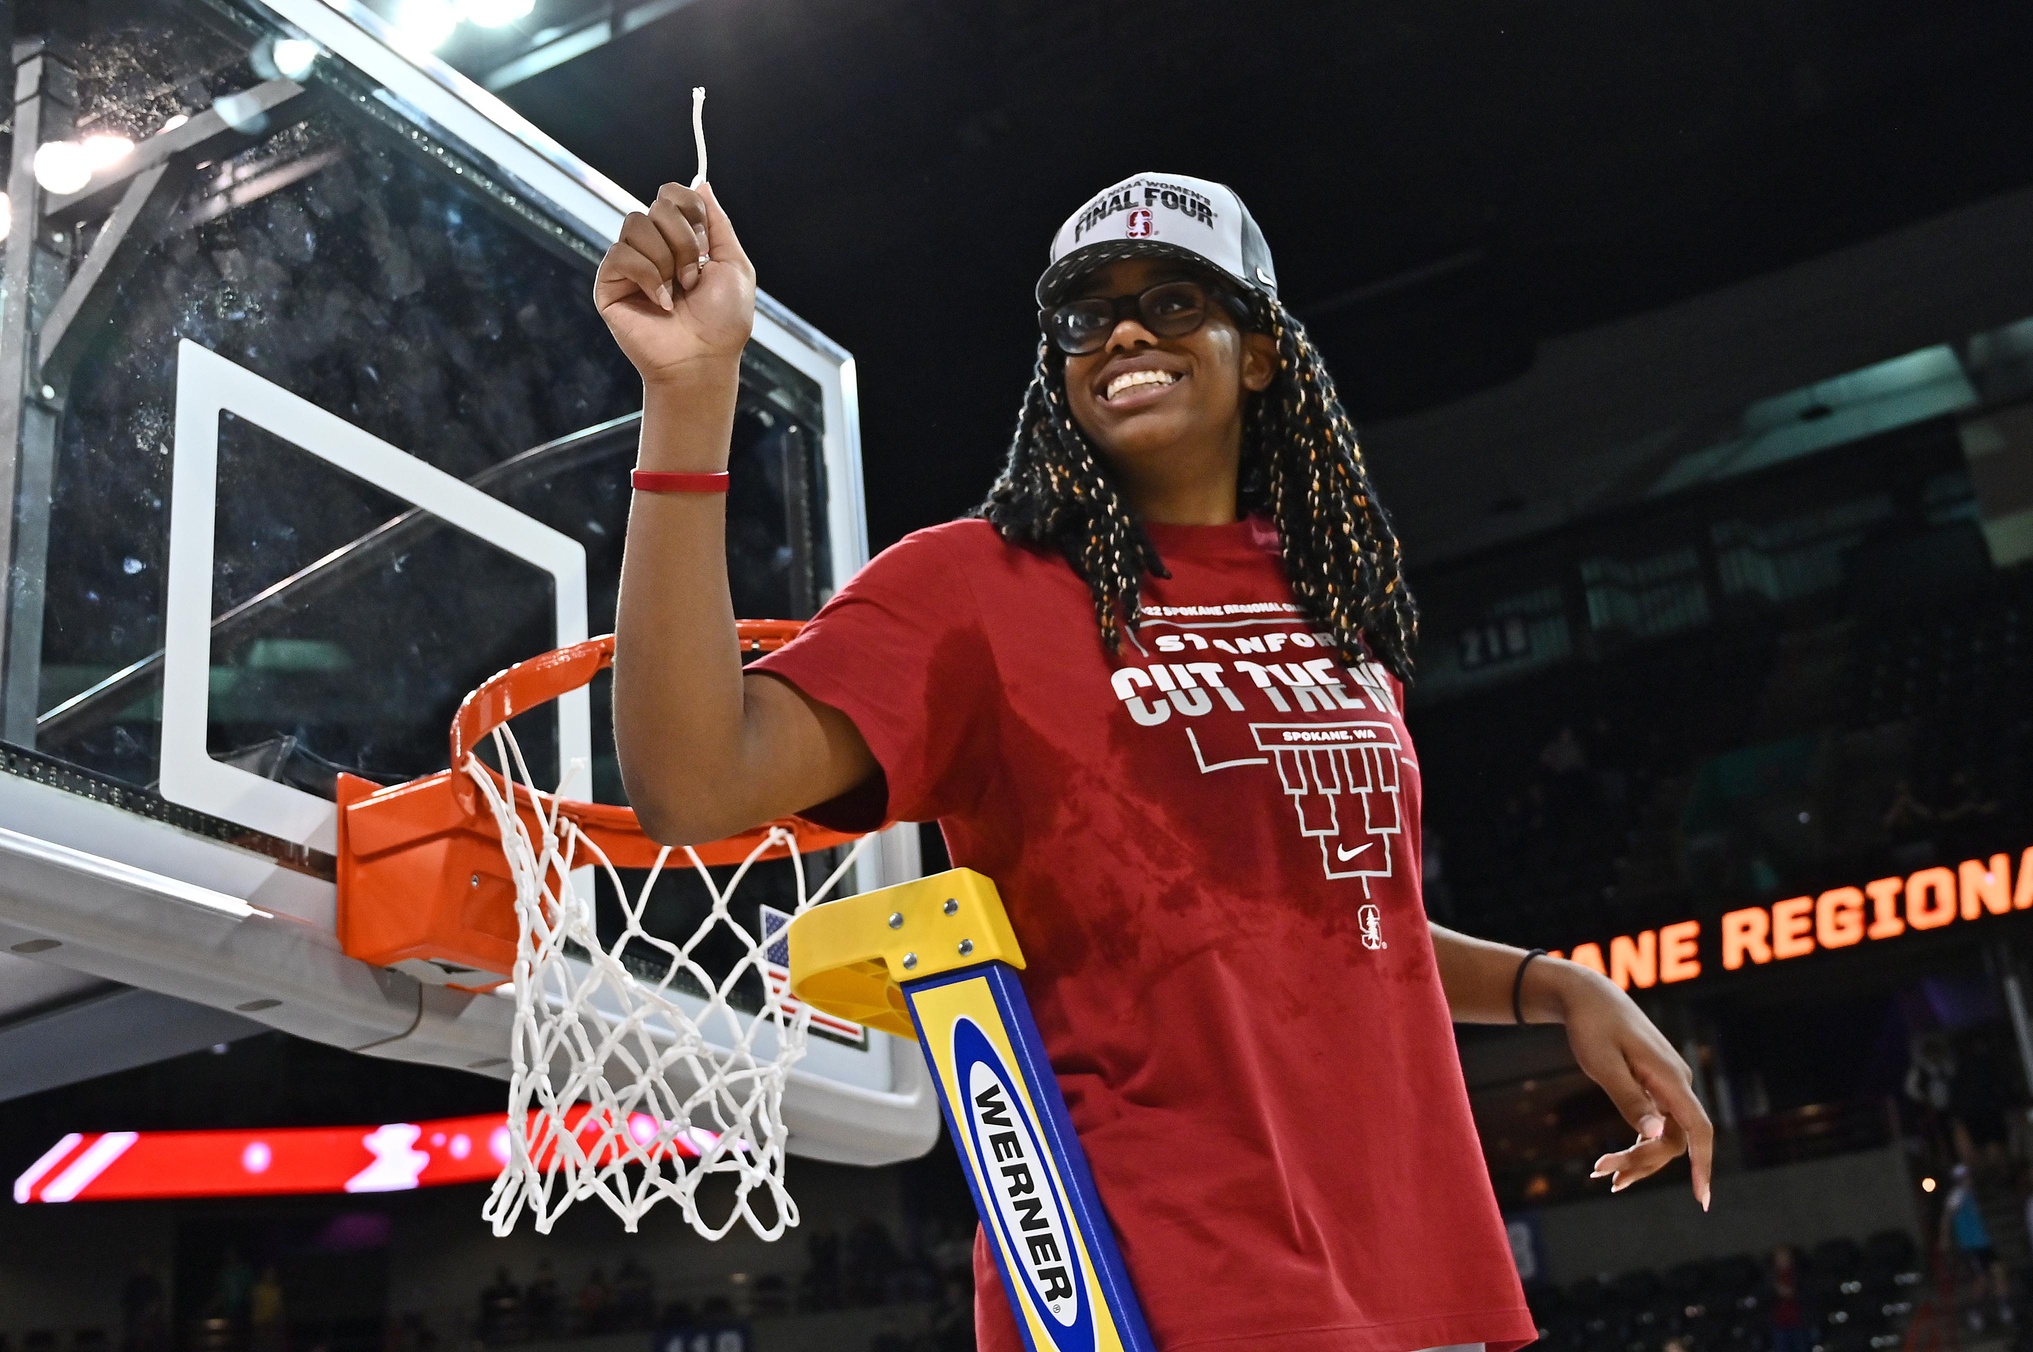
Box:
[595,181,755,388]
[1538,959,1715,1207]
[1430,929,1715,1208]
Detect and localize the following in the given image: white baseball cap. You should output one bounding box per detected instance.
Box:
[1037,172,1279,307]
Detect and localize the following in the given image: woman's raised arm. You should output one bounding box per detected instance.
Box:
[599,182,875,844]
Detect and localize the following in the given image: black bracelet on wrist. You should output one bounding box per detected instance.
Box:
[1512,948,1550,1026]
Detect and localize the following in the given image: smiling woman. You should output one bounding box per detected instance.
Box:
[602,169,1712,1352]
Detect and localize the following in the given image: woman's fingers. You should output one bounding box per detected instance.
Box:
[1560,968,1715,1209]
[646,185,705,292]
[619,209,680,287]
[1576,1038,1664,1140]
[1580,1037,1714,1207]
[697,182,753,277]
[1593,1115,1682,1189]
[610,182,748,301]
[595,240,672,313]
[592,182,753,379]
[1638,1054,1715,1208]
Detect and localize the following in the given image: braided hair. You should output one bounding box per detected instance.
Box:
[978,290,1419,682]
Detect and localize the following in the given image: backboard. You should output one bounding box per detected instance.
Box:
[0,0,937,1167]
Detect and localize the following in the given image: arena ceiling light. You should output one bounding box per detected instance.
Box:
[27,132,138,196]
[271,38,321,79]
[81,134,135,169]
[391,0,459,52]
[458,0,536,27]
[32,141,93,195]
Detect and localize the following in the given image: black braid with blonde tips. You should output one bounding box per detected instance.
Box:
[978,294,1418,682]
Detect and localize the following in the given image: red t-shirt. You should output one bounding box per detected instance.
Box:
[753,516,1534,1352]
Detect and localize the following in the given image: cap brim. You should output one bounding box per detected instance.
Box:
[1035,240,1255,307]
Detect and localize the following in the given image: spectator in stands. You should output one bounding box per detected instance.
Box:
[752,1273,791,1317]
[215,1248,256,1320]
[843,1219,900,1306]
[249,1267,286,1352]
[1936,769,2000,823]
[1906,1035,1956,1112]
[1883,778,1934,836]
[1942,1163,2010,1331]
[121,1261,167,1352]
[1770,1245,1810,1352]
[1540,725,1595,823]
[1936,770,2003,855]
[1423,828,1456,925]
[477,1268,522,1345]
[1540,725,1588,777]
[926,1220,974,1283]
[928,1269,974,1352]
[802,1226,842,1310]
[1589,716,1629,811]
[1747,852,1783,899]
[573,1267,612,1335]
[381,1313,433,1352]
[524,1261,559,1339]
[612,1258,655,1330]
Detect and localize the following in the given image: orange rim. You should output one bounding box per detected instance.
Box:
[450,621,860,861]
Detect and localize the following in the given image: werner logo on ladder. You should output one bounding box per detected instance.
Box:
[957,1021,1087,1330]
[788,869,1156,1352]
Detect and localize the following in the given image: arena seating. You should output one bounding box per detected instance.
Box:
[1419,558,2033,950]
[1526,1231,1924,1352]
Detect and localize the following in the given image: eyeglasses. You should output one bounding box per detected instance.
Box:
[1039,279,1246,356]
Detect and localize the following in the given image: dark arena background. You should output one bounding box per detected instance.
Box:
[6,2,2033,1352]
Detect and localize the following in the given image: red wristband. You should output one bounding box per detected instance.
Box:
[632,469,730,494]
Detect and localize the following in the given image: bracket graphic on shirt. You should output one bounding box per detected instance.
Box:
[1191,719,1403,888]
[1136,619,1408,890]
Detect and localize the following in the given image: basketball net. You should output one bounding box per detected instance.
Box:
[465,720,871,1238]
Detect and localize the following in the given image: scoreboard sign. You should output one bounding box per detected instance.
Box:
[1551,845,2033,990]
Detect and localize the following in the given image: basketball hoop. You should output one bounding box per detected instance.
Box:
[335,622,872,1238]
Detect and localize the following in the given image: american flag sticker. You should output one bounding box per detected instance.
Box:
[761,905,867,1046]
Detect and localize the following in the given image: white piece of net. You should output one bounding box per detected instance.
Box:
[466,722,871,1238]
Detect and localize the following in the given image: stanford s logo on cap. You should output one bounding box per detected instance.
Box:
[1037,171,1280,307]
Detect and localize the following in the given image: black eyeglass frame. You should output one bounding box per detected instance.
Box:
[1038,278,1253,357]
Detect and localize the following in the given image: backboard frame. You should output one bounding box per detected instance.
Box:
[163,340,593,853]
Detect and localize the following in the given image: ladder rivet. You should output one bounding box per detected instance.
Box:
[887,912,904,929]
[958,939,974,957]
[902,952,918,970]
[943,898,959,915]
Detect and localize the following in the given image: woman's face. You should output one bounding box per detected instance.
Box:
[1060,258,1276,474]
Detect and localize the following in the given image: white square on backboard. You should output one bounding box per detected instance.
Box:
[164,340,590,853]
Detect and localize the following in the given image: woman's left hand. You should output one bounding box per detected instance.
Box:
[1541,959,1714,1208]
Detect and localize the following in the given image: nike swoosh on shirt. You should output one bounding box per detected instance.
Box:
[1335,843,1373,861]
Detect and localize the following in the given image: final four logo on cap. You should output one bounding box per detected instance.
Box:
[1037,171,1280,306]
